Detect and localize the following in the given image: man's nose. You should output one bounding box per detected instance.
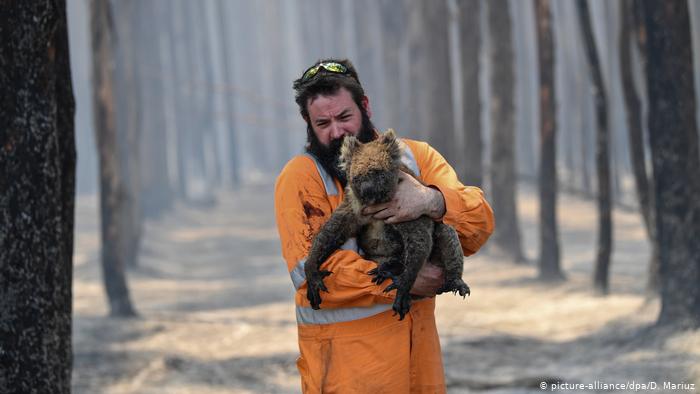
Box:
[329,123,346,139]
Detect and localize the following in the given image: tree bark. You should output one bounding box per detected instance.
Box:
[90,0,137,317]
[577,0,613,294]
[642,0,700,329]
[0,1,75,391]
[487,0,525,263]
[620,0,659,293]
[535,0,564,281]
[458,0,483,186]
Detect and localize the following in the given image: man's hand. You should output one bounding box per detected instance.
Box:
[409,262,445,297]
[362,171,446,224]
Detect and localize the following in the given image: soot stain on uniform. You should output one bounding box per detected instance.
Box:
[303,202,325,218]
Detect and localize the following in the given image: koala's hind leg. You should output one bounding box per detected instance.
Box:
[305,202,358,310]
[432,223,470,297]
[367,255,403,285]
[384,220,433,320]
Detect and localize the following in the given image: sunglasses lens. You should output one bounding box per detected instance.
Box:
[301,62,348,81]
[302,65,320,81]
[323,63,346,73]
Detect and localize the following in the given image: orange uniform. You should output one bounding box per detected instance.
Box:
[275,138,494,393]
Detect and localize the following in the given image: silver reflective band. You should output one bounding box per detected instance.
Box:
[289,238,362,290]
[398,140,420,178]
[296,303,393,325]
[305,153,338,196]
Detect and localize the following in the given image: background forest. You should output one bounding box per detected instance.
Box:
[1,0,699,393]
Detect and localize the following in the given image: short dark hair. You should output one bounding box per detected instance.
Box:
[293,59,366,120]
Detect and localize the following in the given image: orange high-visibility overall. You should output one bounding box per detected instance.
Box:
[274,138,494,393]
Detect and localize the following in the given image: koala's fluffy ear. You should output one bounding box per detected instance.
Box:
[382,129,401,162]
[340,135,360,171]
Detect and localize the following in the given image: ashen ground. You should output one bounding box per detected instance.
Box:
[71,183,700,393]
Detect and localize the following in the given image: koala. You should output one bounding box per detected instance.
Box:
[304,129,470,320]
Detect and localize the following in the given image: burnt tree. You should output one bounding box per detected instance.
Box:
[642,0,700,328]
[458,0,483,186]
[534,0,564,281]
[577,0,613,294]
[90,0,137,317]
[487,0,525,263]
[620,0,659,293]
[0,1,75,391]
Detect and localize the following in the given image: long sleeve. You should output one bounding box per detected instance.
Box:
[274,156,394,309]
[405,139,495,256]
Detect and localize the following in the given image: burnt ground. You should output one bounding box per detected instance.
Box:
[72,183,699,393]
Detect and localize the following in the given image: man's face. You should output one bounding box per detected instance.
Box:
[304,87,375,186]
[306,87,369,146]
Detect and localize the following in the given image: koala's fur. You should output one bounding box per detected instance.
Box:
[304,129,469,320]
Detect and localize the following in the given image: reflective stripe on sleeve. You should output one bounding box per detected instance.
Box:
[296,303,393,325]
[289,238,361,290]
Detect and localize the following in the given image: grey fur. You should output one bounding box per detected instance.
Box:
[304,130,469,320]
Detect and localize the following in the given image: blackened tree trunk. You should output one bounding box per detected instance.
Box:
[113,0,143,268]
[642,0,700,328]
[577,0,613,294]
[139,0,173,219]
[487,0,525,263]
[0,1,75,391]
[620,0,659,293]
[409,0,455,159]
[458,0,483,186]
[535,0,564,281]
[90,0,137,317]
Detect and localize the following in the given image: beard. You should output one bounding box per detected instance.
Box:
[305,109,376,188]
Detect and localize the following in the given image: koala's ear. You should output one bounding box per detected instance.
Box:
[382,129,401,161]
[340,135,360,170]
[382,129,397,144]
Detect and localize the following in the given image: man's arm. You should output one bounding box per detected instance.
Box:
[365,140,494,256]
[274,157,395,309]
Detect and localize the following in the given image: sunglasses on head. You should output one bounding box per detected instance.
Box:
[301,62,349,82]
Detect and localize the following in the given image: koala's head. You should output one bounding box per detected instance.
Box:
[340,129,401,205]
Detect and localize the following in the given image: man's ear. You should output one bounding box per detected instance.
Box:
[340,136,360,172]
[361,96,372,119]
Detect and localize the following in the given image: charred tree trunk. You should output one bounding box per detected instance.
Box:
[90,0,137,317]
[0,1,75,391]
[458,0,483,186]
[535,0,564,281]
[409,0,455,159]
[642,0,700,329]
[577,0,613,294]
[140,0,173,219]
[487,0,525,263]
[113,0,142,268]
[620,0,659,293]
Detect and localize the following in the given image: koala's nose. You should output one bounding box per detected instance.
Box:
[359,180,373,198]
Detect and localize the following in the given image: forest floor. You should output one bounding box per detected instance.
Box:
[71,182,700,394]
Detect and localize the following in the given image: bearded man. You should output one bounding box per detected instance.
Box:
[274,59,494,393]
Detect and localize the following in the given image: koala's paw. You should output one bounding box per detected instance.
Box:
[306,270,332,310]
[438,278,471,299]
[368,267,399,285]
[392,289,412,321]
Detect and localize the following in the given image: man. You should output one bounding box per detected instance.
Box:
[274,59,494,393]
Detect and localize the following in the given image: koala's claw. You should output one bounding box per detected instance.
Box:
[392,290,412,320]
[383,281,399,293]
[306,270,332,309]
[368,267,398,285]
[438,278,470,299]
